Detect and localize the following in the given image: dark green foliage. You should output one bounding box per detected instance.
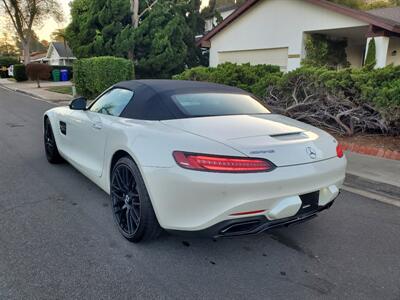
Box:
[73,56,134,99]
[352,65,400,120]
[0,56,19,67]
[13,64,28,81]
[66,0,206,79]
[303,34,349,68]
[175,64,400,135]
[134,2,191,78]
[364,38,376,69]
[66,0,133,58]
[0,56,19,78]
[174,63,282,98]
[265,66,400,135]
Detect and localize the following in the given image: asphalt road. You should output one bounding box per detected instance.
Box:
[0,87,399,300]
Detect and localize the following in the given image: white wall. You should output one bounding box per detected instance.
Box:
[48,45,61,66]
[209,0,368,70]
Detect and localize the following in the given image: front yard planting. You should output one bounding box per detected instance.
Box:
[46,86,73,96]
[175,63,400,137]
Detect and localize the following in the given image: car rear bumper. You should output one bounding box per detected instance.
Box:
[142,156,346,231]
[168,199,335,238]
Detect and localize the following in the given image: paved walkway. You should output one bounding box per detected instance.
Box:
[0,78,73,104]
[344,151,400,205]
[346,151,400,187]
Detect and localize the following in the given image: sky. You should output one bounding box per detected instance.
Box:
[34,0,210,41]
[36,0,72,41]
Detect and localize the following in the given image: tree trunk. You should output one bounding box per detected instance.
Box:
[23,41,30,65]
[131,0,139,28]
[128,0,139,62]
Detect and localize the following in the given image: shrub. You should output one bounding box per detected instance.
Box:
[174,63,281,98]
[26,63,53,87]
[303,34,349,68]
[0,56,19,78]
[13,64,28,82]
[365,38,376,68]
[175,64,400,136]
[265,66,400,136]
[74,56,134,99]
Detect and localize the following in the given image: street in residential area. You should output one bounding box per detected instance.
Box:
[0,87,399,299]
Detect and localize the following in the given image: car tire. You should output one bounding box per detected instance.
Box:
[44,118,64,164]
[111,156,162,242]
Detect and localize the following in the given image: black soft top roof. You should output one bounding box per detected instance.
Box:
[114,80,249,120]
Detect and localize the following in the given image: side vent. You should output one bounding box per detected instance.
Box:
[60,121,67,135]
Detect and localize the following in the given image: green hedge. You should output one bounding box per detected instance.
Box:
[175,64,400,135]
[13,64,28,82]
[74,56,134,99]
[173,63,282,98]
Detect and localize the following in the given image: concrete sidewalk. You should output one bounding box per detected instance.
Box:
[344,151,400,206]
[0,78,73,105]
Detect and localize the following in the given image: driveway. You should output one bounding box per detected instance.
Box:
[0,87,399,299]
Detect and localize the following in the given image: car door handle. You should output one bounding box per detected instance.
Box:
[92,122,103,130]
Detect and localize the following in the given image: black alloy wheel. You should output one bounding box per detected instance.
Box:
[111,157,161,242]
[44,118,63,163]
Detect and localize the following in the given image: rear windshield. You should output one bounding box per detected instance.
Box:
[171,93,270,117]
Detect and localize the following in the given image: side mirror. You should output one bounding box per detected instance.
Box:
[69,97,87,110]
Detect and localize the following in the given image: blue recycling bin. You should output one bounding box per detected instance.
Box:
[60,69,69,81]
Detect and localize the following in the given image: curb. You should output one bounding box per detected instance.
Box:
[0,84,46,100]
[344,173,400,199]
[343,173,400,207]
[341,141,400,161]
[0,84,71,106]
[342,186,400,208]
[14,88,46,100]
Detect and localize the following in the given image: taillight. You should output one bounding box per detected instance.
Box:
[173,151,275,173]
[336,144,344,158]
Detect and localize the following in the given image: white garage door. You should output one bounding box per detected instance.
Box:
[218,48,288,71]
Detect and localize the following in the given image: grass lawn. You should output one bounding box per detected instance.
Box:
[46,86,73,95]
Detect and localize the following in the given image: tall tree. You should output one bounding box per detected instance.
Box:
[133,1,194,78]
[1,0,63,64]
[66,0,206,78]
[16,30,48,53]
[51,28,67,42]
[0,32,19,56]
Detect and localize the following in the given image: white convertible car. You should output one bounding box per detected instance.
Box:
[44,80,346,242]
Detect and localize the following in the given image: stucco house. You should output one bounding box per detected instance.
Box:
[199,0,400,71]
[46,42,76,66]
